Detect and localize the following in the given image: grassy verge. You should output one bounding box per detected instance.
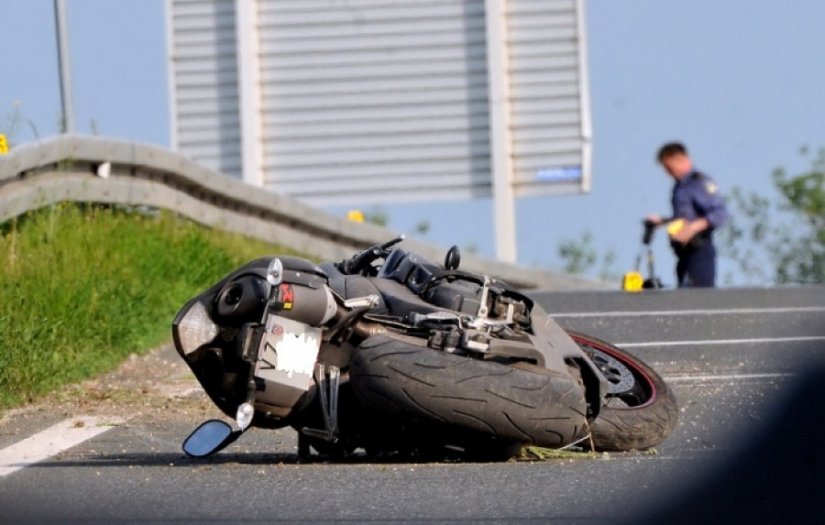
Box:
[0,204,305,408]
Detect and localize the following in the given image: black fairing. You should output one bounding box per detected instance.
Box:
[172,255,326,424]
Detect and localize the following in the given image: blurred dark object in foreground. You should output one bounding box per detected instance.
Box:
[632,359,825,524]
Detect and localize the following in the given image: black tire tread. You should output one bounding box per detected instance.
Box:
[350,334,588,448]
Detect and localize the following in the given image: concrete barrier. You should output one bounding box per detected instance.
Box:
[0,135,606,290]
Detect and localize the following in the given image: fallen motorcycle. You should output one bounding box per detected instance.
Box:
[173,237,678,459]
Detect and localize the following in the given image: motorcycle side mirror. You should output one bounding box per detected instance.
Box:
[444,245,461,270]
[182,420,239,458]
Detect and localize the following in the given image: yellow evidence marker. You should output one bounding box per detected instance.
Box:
[347,210,365,223]
[622,271,644,292]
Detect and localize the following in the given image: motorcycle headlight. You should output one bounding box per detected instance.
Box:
[175,301,219,355]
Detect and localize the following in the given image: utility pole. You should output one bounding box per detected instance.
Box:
[54,0,75,134]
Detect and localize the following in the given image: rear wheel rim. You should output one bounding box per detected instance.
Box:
[570,334,657,408]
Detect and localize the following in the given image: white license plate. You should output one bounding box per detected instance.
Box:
[255,315,321,386]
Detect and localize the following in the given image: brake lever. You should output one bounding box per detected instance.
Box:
[379,235,405,250]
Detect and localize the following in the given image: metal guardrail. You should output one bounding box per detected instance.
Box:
[0,135,605,290]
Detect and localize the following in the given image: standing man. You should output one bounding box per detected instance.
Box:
[646,142,728,287]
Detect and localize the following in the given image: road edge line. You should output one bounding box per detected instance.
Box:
[0,416,125,478]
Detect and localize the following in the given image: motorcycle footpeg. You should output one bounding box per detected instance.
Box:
[343,294,380,309]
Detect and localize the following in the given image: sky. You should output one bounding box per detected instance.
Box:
[2,0,824,286]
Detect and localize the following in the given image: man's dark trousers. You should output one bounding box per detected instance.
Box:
[675,243,716,287]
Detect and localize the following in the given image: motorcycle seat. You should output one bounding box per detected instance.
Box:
[320,261,447,320]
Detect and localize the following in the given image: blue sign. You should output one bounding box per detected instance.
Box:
[535,166,582,182]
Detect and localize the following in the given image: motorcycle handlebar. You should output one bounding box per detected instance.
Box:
[341,246,381,274]
[341,235,406,274]
[380,235,405,250]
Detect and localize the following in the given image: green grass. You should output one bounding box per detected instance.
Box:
[0,204,305,408]
[515,445,599,461]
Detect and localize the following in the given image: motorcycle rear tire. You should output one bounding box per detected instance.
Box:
[350,333,589,450]
[567,331,679,451]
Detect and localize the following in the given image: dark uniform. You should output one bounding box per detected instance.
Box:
[670,171,728,287]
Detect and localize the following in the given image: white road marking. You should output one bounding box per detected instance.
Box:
[0,416,124,478]
[551,306,825,318]
[616,336,825,348]
[664,372,794,383]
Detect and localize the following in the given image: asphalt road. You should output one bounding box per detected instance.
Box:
[1,286,824,524]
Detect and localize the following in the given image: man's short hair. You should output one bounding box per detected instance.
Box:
[657,142,688,162]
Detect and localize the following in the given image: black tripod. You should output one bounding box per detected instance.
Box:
[631,219,664,290]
